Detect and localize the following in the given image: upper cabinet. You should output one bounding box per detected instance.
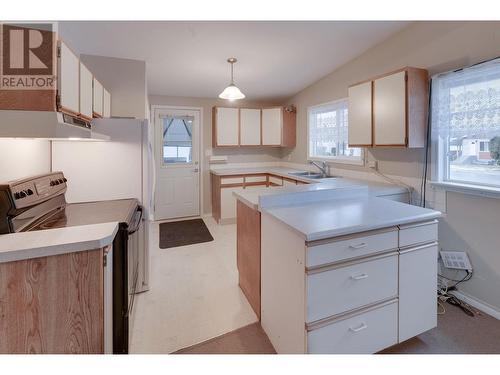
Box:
[348,67,429,148]
[103,88,111,118]
[57,41,80,115]
[212,106,296,148]
[93,78,104,117]
[79,62,93,120]
[240,108,261,145]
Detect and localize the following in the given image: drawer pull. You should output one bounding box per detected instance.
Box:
[349,323,368,333]
[349,242,367,249]
[350,273,369,280]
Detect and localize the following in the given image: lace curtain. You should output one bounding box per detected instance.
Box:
[431,58,500,139]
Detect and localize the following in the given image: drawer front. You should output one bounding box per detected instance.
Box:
[307,229,398,268]
[399,220,438,248]
[221,177,244,185]
[307,254,398,322]
[307,301,398,354]
[245,175,267,183]
[269,175,283,186]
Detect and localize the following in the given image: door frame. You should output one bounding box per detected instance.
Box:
[151,104,204,221]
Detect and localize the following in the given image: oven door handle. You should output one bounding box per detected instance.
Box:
[128,206,143,235]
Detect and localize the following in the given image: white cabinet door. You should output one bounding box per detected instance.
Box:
[93,78,103,116]
[348,81,372,146]
[79,62,93,119]
[220,186,244,220]
[399,243,438,342]
[103,88,111,118]
[58,41,80,114]
[240,108,261,145]
[262,108,282,145]
[216,107,239,146]
[373,71,406,146]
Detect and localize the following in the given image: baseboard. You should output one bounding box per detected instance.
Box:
[451,290,500,320]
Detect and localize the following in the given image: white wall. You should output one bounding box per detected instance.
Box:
[0,140,51,181]
[284,21,500,313]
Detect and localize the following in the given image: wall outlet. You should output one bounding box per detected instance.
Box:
[440,251,473,271]
[367,160,378,169]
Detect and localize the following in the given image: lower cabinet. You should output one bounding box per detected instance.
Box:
[261,215,439,354]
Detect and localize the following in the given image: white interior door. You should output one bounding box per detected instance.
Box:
[154,108,200,220]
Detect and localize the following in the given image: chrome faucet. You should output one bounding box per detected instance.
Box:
[309,160,329,178]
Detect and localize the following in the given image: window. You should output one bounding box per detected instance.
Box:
[162,116,193,164]
[431,59,500,189]
[307,99,362,164]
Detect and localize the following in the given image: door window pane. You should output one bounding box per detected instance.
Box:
[162,116,193,164]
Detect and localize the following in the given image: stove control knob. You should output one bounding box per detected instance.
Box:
[50,181,55,186]
[14,192,20,199]
[26,189,34,196]
[58,179,64,184]
[63,178,67,183]
[19,191,27,198]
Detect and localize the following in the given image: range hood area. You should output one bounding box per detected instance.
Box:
[0,110,110,141]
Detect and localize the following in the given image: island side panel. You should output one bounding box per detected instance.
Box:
[236,200,261,319]
[0,249,104,354]
[261,213,306,354]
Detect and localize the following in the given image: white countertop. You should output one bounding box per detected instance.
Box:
[262,197,441,242]
[214,166,408,210]
[0,222,119,263]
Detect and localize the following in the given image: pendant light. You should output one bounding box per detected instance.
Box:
[219,57,245,101]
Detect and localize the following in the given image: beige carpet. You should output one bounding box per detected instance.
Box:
[175,304,500,354]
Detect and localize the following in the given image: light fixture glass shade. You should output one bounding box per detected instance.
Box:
[218,84,245,101]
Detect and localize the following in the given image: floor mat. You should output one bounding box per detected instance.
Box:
[159,218,214,249]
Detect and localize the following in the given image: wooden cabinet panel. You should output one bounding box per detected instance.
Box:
[58,41,80,115]
[93,78,103,117]
[103,88,111,118]
[240,108,261,145]
[262,108,282,145]
[373,71,407,146]
[79,62,93,119]
[398,243,438,342]
[214,107,239,146]
[348,81,373,146]
[0,249,104,354]
[237,201,262,318]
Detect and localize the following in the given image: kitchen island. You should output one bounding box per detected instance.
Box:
[232,176,441,354]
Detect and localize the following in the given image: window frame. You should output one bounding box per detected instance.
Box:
[306,98,364,166]
[430,60,500,198]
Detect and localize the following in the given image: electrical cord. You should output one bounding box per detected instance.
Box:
[438,269,472,288]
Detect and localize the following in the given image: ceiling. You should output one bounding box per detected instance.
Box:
[59,21,410,102]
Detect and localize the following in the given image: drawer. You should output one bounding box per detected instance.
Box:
[399,220,438,248]
[268,175,283,186]
[306,253,398,322]
[306,229,398,268]
[245,175,267,183]
[307,300,398,354]
[221,176,244,185]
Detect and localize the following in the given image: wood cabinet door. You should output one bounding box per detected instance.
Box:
[262,108,282,145]
[373,71,407,146]
[58,41,80,115]
[215,107,239,146]
[348,81,372,146]
[93,78,104,116]
[398,243,437,342]
[103,88,111,118]
[240,108,261,145]
[79,62,93,119]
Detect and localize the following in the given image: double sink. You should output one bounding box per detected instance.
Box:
[289,171,340,180]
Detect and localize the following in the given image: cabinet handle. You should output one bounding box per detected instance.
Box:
[349,242,367,249]
[349,323,368,333]
[350,273,369,280]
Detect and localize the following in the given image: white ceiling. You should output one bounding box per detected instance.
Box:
[59,21,409,101]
